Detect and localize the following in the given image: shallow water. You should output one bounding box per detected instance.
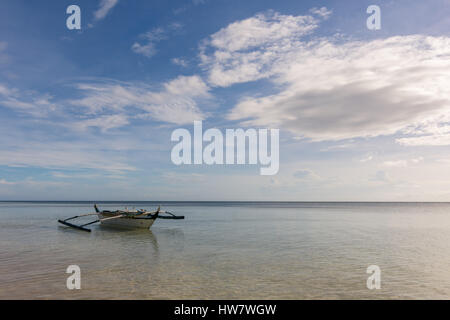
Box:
[1,202,450,299]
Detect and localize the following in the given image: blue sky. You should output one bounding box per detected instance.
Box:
[0,0,449,201]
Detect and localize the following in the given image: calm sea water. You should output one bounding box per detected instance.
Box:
[1,201,450,299]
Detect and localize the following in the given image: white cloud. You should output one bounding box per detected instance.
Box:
[199,10,450,143]
[396,122,450,146]
[228,35,450,141]
[397,134,450,146]
[0,83,14,96]
[94,0,119,21]
[207,11,317,53]
[131,28,167,57]
[0,143,136,173]
[74,114,129,132]
[1,74,210,133]
[172,57,188,67]
[200,7,450,145]
[164,75,208,96]
[0,178,69,189]
[309,7,332,19]
[132,24,183,58]
[174,0,207,15]
[142,27,167,41]
[200,10,322,87]
[50,171,126,180]
[131,42,156,58]
[0,84,57,117]
[69,75,209,126]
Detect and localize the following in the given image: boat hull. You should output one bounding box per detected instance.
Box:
[98,213,155,229]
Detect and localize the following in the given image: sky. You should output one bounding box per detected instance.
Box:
[0,0,449,201]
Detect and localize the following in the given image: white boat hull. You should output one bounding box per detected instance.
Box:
[98,213,155,229]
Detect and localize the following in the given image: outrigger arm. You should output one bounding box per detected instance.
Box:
[58,213,126,232]
[157,211,185,219]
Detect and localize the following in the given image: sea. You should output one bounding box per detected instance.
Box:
[1,201,450,299]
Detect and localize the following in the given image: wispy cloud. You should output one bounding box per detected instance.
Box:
[50,171,126,180]
[132,23,183,58]
[0,83,57,117]
[1,74,210,133]
[131,42,156,58]
[397,123,450,146]
[74,114,130,132]
[309,7,332,19]
[0,142,137,173]
[174,0,208,14]
[69,75,209,126]
[94,0,119,21]
[0,178,68,187]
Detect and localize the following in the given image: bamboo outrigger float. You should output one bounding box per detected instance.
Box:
[58,204,184,232]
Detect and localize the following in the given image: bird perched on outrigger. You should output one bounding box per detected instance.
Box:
[58,204,184,232]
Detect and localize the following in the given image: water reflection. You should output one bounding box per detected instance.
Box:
[95,225,160,253]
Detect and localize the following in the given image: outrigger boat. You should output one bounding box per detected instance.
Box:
[58,204,184,232]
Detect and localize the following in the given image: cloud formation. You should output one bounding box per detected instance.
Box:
[94,0,119,21]
[0,83,56,117]
[70,75,209,126]
[132,24,183,58]
[172,57,189,67]
[0,141,136,173]
[200,10,325,87]
[200,10,450,144]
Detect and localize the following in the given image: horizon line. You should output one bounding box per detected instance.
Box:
[1,200,450,203]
